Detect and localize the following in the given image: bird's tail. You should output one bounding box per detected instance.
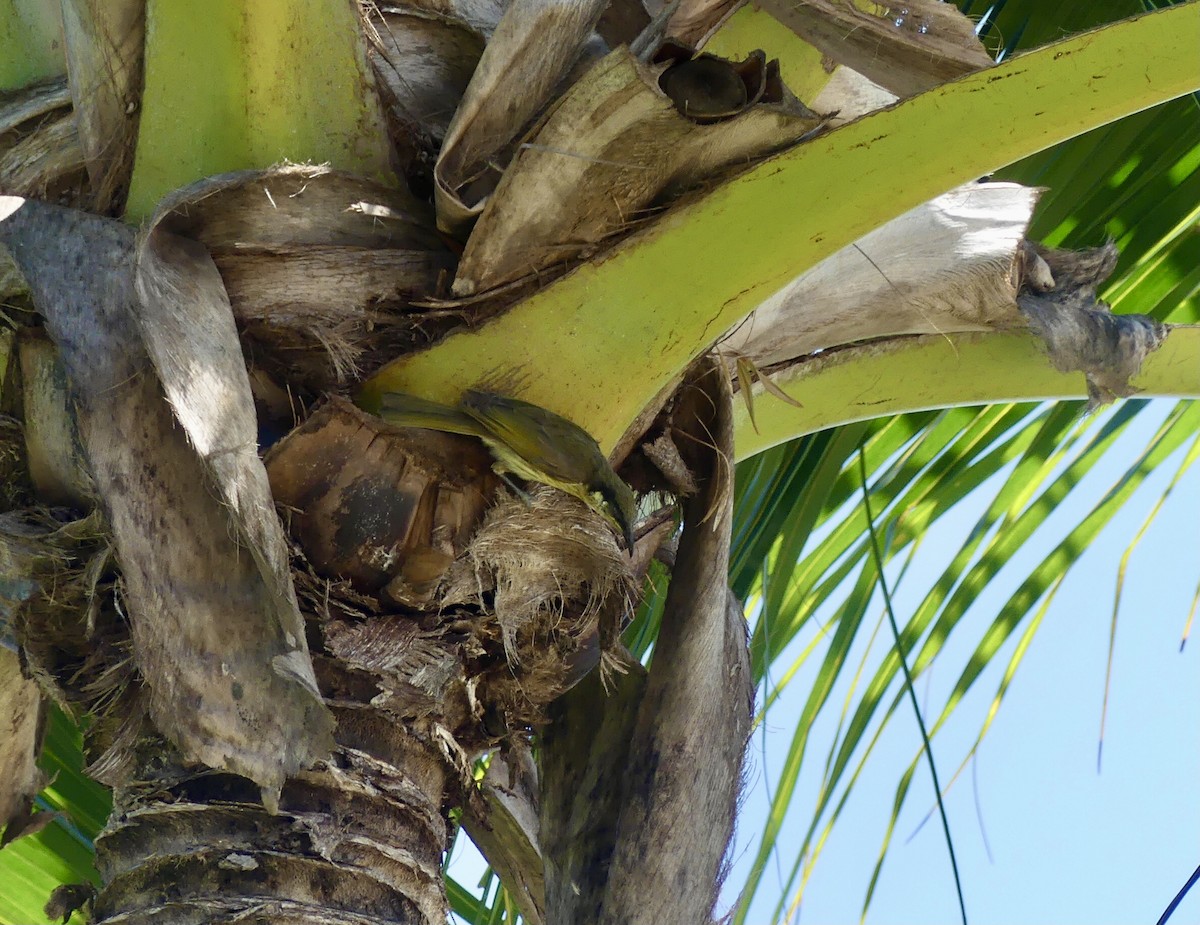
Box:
[376,392,487,438]
[599,474,638,550]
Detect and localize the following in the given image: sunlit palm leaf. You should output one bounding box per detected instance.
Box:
[0,707,107,925]
[733,0,1200,915]
[740,394,1200,920]
[1100,425,1200,765]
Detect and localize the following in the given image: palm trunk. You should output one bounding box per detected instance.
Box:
[92,689,453,924]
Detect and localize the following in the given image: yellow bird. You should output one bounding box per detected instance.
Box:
[375,389,637,550]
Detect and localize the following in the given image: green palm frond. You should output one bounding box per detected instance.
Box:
[0,707,107,925]
[730,0,1200,918]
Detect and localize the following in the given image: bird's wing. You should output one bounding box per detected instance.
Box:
[462,390,600,479]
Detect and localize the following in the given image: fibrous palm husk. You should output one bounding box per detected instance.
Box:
[654,0,743,47]
[17,333,95,508]
[453,45,828,296]
[0,79,71,136]
[0,112,85,201]
[0,507,136,782]
[269,392,636,759]
[1,80,88,288]
[1017,243,1166,407]
[442,486,636,694]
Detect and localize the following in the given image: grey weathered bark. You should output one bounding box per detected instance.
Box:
[0,197,334,803]
[541,662,648,922]
[538,359,755,925]
[598,361,753,925]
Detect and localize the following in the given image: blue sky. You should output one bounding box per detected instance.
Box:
[726,398,1200,924]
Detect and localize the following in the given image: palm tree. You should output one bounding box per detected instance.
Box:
[1,0,1197,923]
